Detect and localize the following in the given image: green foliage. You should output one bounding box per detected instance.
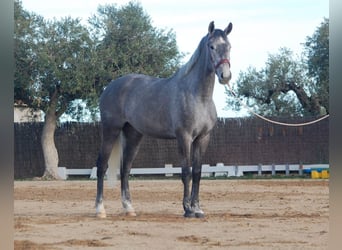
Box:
[227,48,311,116]
[14,0,44,106]
[226,19,329,117]
[14,0,183,121]
[15,0,96,118]
[304,18,329,113]
[88,2,182,88]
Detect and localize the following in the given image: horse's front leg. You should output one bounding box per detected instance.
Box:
[190,134,211,218]
[177,134,193,217]
[181,166,192,217]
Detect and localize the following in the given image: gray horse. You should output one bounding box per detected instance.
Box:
[95,21,233,218]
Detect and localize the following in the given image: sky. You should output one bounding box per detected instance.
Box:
[21,0,328,118]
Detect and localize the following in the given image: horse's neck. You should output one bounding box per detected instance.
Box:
[176,36,215,100]
[188,44,215,99]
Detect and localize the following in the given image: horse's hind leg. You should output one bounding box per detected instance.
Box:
[121,124,143,216]
[95,124,121,218]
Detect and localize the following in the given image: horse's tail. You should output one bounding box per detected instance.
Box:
[106,132,123,188]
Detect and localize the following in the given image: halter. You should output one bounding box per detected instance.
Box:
[215,58,230,69]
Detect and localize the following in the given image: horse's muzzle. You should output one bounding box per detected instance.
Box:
[215,59,231,85]
[218,71,231,85]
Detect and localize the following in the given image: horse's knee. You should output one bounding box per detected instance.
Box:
[96,167,104,179]
[192,167,202,182]
[96,161,108,178]
[181,167,191,181]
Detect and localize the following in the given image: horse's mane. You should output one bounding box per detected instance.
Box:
[175,35,208,78]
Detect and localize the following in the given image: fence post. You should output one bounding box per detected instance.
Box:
[299,163,303,176]
[165,164,173,177]
[271,164,276,176]
[214,163,226,177]
[58,167,67,180]
[201,164,211,177]
[258,164,262,176]
[285,164,290,176]
[90,167,97,179]
[234,165,239,177]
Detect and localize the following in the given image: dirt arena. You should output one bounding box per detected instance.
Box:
[14,179,329,250]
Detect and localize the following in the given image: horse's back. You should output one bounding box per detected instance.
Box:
[101,73,158,97]
[100,73,169,109]
[99,74,175,133]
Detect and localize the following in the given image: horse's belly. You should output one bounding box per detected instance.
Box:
[127,114,176,139]
[134,124,176,139]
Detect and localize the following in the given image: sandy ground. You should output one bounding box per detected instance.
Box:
[14,179,329,250]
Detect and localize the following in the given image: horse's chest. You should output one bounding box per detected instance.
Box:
[188,107,217,137]
[192,117,215,136]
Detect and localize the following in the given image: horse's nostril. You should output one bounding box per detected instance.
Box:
[220,72,224,79]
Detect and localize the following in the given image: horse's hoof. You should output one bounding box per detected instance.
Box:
[195,212,205,218]
[126,211,137,217]
[183,210,205,218]
[183,211,195,218]
[96,212,107,218]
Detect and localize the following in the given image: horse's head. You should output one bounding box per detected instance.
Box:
[207,21,233,85]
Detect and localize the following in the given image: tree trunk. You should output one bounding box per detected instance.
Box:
[286,81,322,116]
[41,92,60,179]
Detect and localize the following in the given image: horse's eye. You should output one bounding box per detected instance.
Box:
[210,45,215,50]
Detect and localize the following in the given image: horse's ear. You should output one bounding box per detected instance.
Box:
[208,21,215,34]
[224,22,233,36]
